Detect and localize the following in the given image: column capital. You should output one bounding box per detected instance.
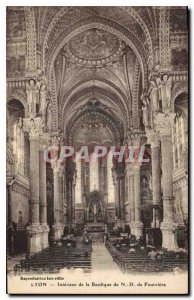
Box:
[125,163,133,174]
[124,131,147,147]
[146,129,160,147]
[23,117,43,140]
[39,132,50,151]
[52,163,60,173]
[156,113,176,137]
[50,133,62,144]
[125,162,140,173]
[132,164,141,172]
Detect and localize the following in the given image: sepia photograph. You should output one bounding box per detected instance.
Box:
[6,5,189,295]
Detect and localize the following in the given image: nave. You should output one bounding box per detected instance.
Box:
[12,231,188,275]
[6,6,188,273]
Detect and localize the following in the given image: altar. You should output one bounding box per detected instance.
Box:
[86,223,105,232]
[84,191,107,242]
[84,223,107,243]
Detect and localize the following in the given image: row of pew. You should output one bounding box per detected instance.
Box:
[14,240,92,274]
[105,240,188,273]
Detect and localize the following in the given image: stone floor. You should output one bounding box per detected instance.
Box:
[91,243,121,272]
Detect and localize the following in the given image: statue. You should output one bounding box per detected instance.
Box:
[156,75,172,112]
[18,117,23,128]
[37,71,47,116]
[38,84,47,116]
[46,100,52,132]
[148,80,160,111]
[26,79,38,117]
[141,95,150,128]
[93,203,97,215]
[18,211,23,228]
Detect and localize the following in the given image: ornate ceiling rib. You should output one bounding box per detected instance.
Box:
[67,103,123,146]
[61,76,129,114]
[60,66,127,102]
[122,7,154,67]
[62,88,126,126]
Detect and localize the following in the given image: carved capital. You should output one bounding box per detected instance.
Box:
[156,113,176,137]
[125,131,146,147]
[23,117,43,140]
[39,132,50,151]
[146,129,160,147]
[50,133,64,147]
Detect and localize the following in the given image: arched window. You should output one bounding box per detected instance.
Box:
[75,155,82,203]
[107,153,115,202]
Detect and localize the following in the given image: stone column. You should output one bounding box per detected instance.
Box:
[124,165,131,227]
[39,137,49,249]
[125,132,145,238]
[124,163,141,236]
[129,170,135,232]
[132,165,143,238]
[52,167,63,239]
[117,176,122,228]
[63,170,68,227]
[24,117,43,254]
[50,135,64,239]
[58,167,64,226]
[112,168,118,226]
[72,181,76,228]
[146,129,162,227]
[156,113,178,250]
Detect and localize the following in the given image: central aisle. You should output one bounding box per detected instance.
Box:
[91,243,122,272]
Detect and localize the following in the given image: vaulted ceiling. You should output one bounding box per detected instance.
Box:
[6,6,188,147]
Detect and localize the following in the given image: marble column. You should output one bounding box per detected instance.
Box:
[72,181,76,228]
[58,172,64,225]
[24,118,43,254]
[39,144,49,249]
[52,167,63,239]
[125,132,145,237]
[117,176,122,227]
[129,169,135,232]
[132,165,143,238]
[146,129,162,227]
[124,165,131,227]
[112,168,118,226]
[156,113,178,250]
[63,171,68,226]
